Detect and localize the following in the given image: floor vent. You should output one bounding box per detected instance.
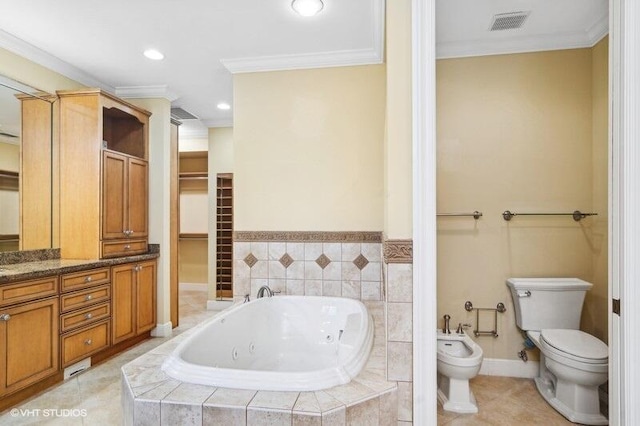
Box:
[489,11,530,31]
[171,107,199,120]
[64,358,91,380]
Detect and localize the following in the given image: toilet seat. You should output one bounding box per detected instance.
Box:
[540,329,608,365]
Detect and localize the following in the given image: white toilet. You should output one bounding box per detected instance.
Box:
[507,278,608,425]
[436,330,484,413]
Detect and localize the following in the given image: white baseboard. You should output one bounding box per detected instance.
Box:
[151,321,173,337]
[207,299,233,311]
[479,357,539,378]
[180,282,208,291]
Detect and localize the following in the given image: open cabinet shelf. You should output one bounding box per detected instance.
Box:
[216,173,233,299]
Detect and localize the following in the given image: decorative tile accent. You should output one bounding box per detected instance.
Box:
[244,253,258,268]
[234,231,382,243]
[383,239,413,264]
[279,253,294,268]
[353,254,370,270]
[315,254,331,269]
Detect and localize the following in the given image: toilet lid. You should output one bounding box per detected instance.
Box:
[540,329,608,361]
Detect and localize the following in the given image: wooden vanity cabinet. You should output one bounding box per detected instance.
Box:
[0,278,59,397]
[59,268,112,367]
[57,89,151,260]
[112,260,157,345]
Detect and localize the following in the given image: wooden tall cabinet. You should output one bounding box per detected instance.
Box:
[57,89,151,260]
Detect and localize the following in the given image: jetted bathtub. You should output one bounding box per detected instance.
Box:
[161,296,374,391]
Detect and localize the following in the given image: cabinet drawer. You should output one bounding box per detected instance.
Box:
[60,302,110,333]
[61,320,110,367]
[0,277,58,307]
[101,239,147,258]
[60,284,110,313]
[61,268,110,293]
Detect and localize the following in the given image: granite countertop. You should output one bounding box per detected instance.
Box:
[0,246,160,285]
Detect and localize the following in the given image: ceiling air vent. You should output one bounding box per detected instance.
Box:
[171,107,199,120]
[489,11,530,31]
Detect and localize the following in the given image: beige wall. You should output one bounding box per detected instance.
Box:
[179,240,208,285]
[436,47,607,360]
[384,0,412,239]
[129,97,173,329]
[0,47,83,93]
[179,137,208,152]
[583,37,609,342]
[233,65,386,232]
[0,141,19,171]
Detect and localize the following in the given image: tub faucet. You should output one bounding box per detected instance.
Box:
[257,285,273,298]
[443,314,451,334]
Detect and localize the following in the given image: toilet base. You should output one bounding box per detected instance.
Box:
[534,377,608,425]
[437,374,478,414]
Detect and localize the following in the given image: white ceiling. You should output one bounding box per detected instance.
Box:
[0,0,607,138]
[437,0,608,59]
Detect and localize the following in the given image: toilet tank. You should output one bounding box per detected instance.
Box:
[506,278,592,331]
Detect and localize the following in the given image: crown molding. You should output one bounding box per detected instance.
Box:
[437,27,610,60]
[0,29,113,92]
[202,118,233,128]
[437,11,610,61]
[221,47,382,74]
[115,85,179,102]
[586,13,609,46]
[221,0,384,74]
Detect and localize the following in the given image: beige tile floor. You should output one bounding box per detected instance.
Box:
[1,291,598,426]
[0,289,216,426]
[438,375,584,425]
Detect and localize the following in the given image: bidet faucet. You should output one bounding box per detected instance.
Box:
[443,314,451,334]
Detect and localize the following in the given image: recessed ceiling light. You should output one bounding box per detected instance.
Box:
[217,102,231,110]
[143,49,164,60]
[291,0,324,17]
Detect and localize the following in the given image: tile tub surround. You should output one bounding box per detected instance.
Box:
[384,239,413,425]
[233,232,384,302]
[121,300,394,425]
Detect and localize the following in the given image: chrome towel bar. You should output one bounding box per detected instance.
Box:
[502,210,597,222]
[437,211,483,220]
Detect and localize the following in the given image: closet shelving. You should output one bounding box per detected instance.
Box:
[216,173,233,299]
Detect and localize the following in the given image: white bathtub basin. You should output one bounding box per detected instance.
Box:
[161,296,374,391]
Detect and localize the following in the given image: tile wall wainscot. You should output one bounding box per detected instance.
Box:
[383,239,413,425]
[233,232,384,303]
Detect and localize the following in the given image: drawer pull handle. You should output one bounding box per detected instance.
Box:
[84,276,93,283]
[0,314,10,321]
[85,313,93,320]
[85,295,93,301]
[84,339,92,346]
[124,245,131,250]
[134,265,141,272]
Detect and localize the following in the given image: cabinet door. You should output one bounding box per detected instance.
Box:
[111,264,136,344]
[128,158,148,239]
[136,260,157,334]
[0,297,59,397]
[102,151,128,240]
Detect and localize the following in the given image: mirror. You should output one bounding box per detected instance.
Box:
[0,75,53,253]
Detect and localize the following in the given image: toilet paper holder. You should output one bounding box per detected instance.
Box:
[464,301,506,337]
